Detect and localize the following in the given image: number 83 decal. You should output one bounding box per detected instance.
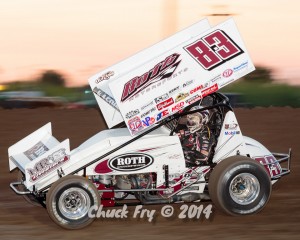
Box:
[184,30,244,71]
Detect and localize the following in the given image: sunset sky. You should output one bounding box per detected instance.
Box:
[0,0,299,86]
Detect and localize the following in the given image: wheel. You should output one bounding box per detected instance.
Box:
[208,156,271,215]
[46,175,100,229]
[17,170,43,207]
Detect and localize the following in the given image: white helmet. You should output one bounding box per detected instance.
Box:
[186,107,209,133]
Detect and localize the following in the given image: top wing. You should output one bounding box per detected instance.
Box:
[88,18,211,128]
[90,18,255,135]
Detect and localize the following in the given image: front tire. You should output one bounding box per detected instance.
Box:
[208,156,271,215]
[46,175,100,229]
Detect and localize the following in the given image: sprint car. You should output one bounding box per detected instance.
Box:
[8,19,291,229]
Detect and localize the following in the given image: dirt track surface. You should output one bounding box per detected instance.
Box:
[0,107,299,239]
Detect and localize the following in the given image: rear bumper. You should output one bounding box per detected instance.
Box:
[10,182,31,195]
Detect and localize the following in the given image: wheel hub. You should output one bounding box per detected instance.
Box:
[58,187,91,220]
[229,173,260,205]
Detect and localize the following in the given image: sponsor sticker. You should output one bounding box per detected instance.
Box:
[24,141,49,161]
[210,74,221,83]
[142,116,156,127]
[190,85,204,95]
[219,78,235,87]
[172,101,185,113]
[155,93,169,104]
[182,79,194,88]
[185,94,202,105]
[201,83,219,97]
[128,116,143,133]
[169,86,180,95]
[125,109,140,119]
[140,107,156,118]
[175,93,189,103]
[233,61,248,72]
[93,87,119,110]
[168,154,182,160]
[121,53,181,102]
[225,123,238,130]
[156,109,170,121]
[184,186,200,191]
[108,153,154,171]
[224,130,240,135]
[156,98,174,111]
[140,101,154,111]
[222,69,233,78]
[95,71,114,84]
[27,148,69,182]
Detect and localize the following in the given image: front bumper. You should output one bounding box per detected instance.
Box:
[268,148,292,180]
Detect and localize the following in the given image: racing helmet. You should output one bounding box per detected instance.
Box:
[186,107,209,133]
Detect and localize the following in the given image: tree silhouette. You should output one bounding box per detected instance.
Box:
[243,66,273,83]
[39,70,66,86]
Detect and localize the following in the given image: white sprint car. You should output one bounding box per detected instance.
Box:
[8,18,291,229]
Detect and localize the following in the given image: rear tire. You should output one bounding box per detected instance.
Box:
[46,175,100,229]
[208,156,271,215]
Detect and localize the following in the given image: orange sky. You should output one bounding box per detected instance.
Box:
[0,0,300,86]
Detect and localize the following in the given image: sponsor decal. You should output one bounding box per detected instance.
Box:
[210,74,221,83]
[24,141,49,161]
[233,61,248,72]
[142,116,156,127]
[156,98,174,110]
[182,79,194,88]
[222,69,233,78]
[127,67,188,102]
[201,83,219,97]
[140,101,154,111]
[172,101,185,113]
[185,94,202,105]
[255,155,282,177]
[95,71,114,83]
[27,148,69,182]
[225,123,238,130]
[184,29,244,71]
[142,109,170,126]
[108,153,154,171]
[224,130,240,135]
[121,53,181,101]
[93,87,119,110]
[154,93,169,104]
[184,186,200,191]
[175,92,189,103]
[125,109,140,119]
[140,107,156,118]
[190,85,204,95]
[219,78,235,87]
[169,86,180,95]
[168,154,182,160]
[128,116,143,133]
[156,109,170,121]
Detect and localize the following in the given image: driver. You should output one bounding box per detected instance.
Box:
[177,106,213,166]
